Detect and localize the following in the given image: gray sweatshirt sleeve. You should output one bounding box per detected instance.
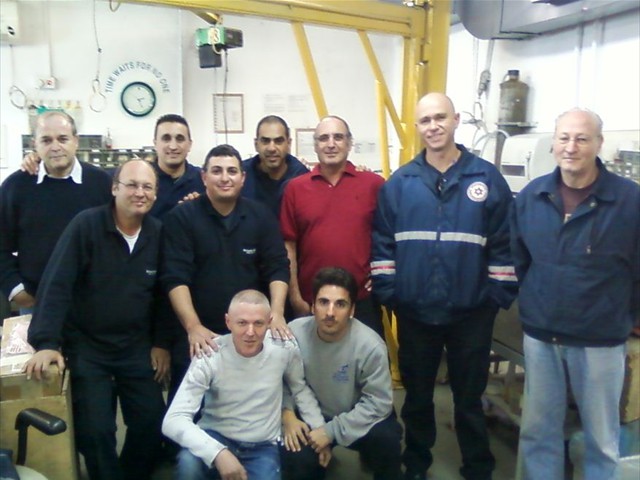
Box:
[283,342,325,429]
[324,341,394,446]
[162,356,226,468]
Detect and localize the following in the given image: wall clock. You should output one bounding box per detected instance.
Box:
[120,81,156,117]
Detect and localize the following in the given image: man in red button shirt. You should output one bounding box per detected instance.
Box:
[280,116,385,337]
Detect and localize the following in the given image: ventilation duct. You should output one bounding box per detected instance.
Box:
[457,0,639,40]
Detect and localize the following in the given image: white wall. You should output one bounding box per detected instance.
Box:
[0,0,404,181]
[0,1,183,181]
[446,10,640,156]
[1,1,638,181]
[181,13,403,167]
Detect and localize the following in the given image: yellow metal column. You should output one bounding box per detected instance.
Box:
[423,0,451,95]
[291,22,328,119]
[358,31,405,151]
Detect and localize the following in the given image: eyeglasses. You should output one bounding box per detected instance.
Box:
[116,181,155,193]
[314,133,349,144]
[555,135,597,146]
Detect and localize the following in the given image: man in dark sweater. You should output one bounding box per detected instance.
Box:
[242,115,308,217]
[161,144,290,401]
[0,111,112,312]
[25,159,170,480]
[148,113,205,219]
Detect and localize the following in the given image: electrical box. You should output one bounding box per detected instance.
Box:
[0,0,19,44]
[195,26,243,49]
[500,134,555,194]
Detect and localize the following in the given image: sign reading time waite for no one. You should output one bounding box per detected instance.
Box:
[104,61,171,93]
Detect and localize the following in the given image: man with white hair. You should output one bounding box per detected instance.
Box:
[511,108,640,479]
[0,111,111,312]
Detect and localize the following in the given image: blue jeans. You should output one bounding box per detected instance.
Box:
[176,430,280,480]
[519,334,625,480]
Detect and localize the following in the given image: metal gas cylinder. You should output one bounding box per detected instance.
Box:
[498,70,529,126]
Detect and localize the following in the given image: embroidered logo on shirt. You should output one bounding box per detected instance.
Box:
[145,269,157,276]
[242,248,256,255]
[332,364,349,383]
[467,182,488,202]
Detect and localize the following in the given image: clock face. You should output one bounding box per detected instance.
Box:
[120,82,156,117]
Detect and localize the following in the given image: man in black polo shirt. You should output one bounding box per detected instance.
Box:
[161,144,290,396]
[25,159,170,480]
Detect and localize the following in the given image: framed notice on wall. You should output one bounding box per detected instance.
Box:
[295,128,316,160]
[213,94,244,133]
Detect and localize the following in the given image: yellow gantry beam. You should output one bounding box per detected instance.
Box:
[291,22,328,118]
[124,0,451,165]
[359,30,405,152]
[125,0,424,37]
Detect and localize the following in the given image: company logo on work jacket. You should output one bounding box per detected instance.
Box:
[242,248,256,255]
[332,364,350,383]
[146,269,157,276]
[467,182,488,202]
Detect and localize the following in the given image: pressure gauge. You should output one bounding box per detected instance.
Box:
[120,81,156,117]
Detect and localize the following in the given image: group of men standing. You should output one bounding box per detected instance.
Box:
[0,89,637,480]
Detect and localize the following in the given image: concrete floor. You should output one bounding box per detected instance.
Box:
[135,383,520,480]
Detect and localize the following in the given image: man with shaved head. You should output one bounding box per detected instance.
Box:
[163,289,327,480]
[371,93,517,480]
[511,108,640,479]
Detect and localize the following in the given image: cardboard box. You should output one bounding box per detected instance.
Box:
[0,315,34,376]
[621,336,640,424]
[0,316,78,480]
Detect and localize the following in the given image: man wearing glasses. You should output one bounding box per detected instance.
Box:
[242,115,309,217]
[280,116,385,336]
[0,111,112,314]
[25,159,170,480]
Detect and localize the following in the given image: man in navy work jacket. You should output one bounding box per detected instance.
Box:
[0,111,112,313]
[511,108,640,480]
[161,144,290,405]
[24,159,171,480]
[371,92,517,480]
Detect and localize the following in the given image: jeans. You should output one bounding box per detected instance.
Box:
[176,430,280,480]
[281,413,403,480]
[519,334,625,480]
[69,348,165,480]
[397,305,497,480]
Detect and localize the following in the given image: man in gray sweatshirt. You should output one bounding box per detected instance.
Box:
[163,289,328,480]
[281,267,402,480]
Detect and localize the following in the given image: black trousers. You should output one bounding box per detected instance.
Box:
[397,304,498,480]
[354,295,385,340]
[281,413,403,480]
[69,347,165,480]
